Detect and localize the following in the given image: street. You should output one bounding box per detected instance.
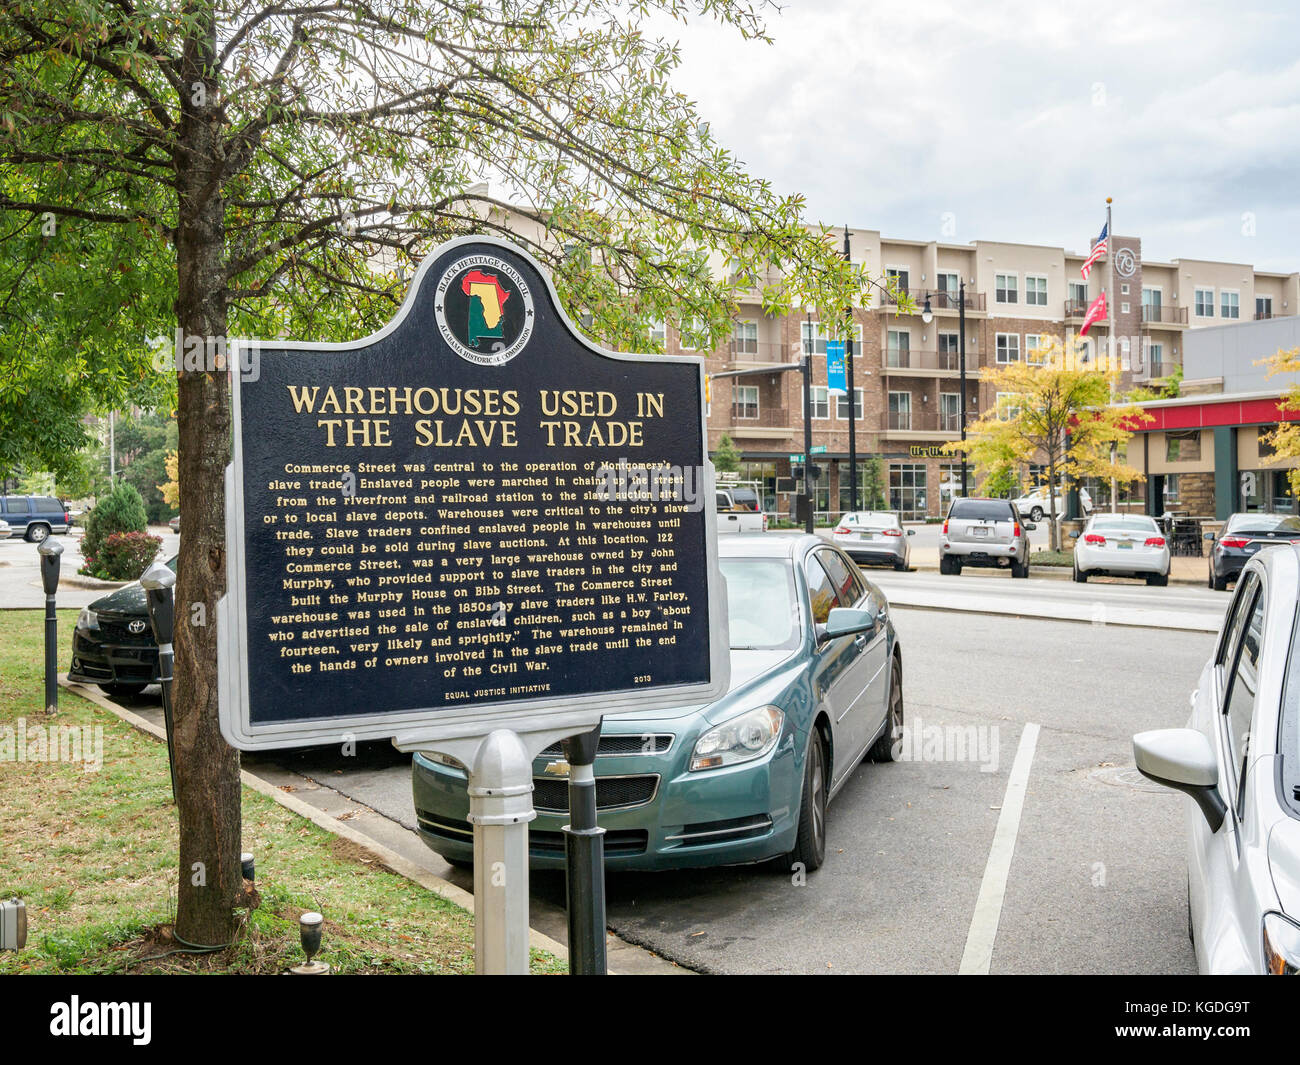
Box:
[89,582,1216,974]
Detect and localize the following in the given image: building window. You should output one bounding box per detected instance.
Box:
[940,392,961,432]
[731,385,759,420]
[1025,334,1046,366]
[733,320,758,355]
[1025,275,1048,306]
[888,391,912,431]
[889,463,928,521]
[936,272,960,297]
[1120,302,1130,314]
[1163,473,1181,505]
[996,333,1020,363]
[1146,341,1163,375]
[938,332,960,370]
[1120,283,1130,295]
[1194,287,1215,317]
[1166,430,1201,462]
[647,320,666,346]
[810,386,829,420]
[800,320,826,356]
[1257,296,1274,320]
[680,316,707,351]
[836,388,864,421]
[886,329,911,368]
[995,273,1018,304]
[1221,291,1240,319]
[995,392,1022,421]
[939,462,964,507]
[1069,280,1088,306]
[886,267,910,294]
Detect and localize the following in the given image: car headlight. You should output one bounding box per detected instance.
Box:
[76,607,99,632]
[422,750,466,772]
[1263,912,1300,974]
[690,706,783,771]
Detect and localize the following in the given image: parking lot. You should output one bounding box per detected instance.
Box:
[84,576,1219,974]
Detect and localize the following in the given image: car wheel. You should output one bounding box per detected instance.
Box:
[1030,507,1044,522]
[870,656,903,763]
[25,523,51,543]
[99,681,147,697]
[787,731,828,873]
[1073,564,1087,583]
[939,555,955,576]
[1011,559,1029,578]
[1212,573,1228,592]
[893,559,908,571]
[1146,572,1168,587]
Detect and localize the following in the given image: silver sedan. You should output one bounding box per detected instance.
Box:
[1134,544,1300,973]
[1071,513,1170,585]
[830,511,913,571]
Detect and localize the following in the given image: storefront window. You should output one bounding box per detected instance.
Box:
[889,463,928,521]
[737,460,779,513]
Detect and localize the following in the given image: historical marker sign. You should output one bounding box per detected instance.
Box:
[218,237,729,750]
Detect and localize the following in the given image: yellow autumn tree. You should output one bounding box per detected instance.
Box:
[159,450,179,509]
[944,337,1151,549]
[1257,348,1300,494]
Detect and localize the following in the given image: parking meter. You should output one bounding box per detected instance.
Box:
[37,540,63,714]
[140,561,179,801]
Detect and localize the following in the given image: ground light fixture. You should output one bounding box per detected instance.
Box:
[290,912,330,974]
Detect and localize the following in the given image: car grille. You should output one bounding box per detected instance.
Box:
[415,811,649,857]
[532,774,659,813]
[539,734,673,757]
[96,613,155,646]
[667,814,773,848]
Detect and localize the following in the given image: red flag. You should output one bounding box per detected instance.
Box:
[1079,291,1107,337]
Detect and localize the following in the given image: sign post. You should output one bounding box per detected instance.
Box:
[218,237,729,973]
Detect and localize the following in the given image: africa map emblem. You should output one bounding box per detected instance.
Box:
[435,252,535,366]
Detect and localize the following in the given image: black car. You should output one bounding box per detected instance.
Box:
[1207,512,1300,590]
[0,494,71,542]
[67,557,175,696]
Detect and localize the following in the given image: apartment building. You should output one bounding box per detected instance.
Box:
[661,228,1300,520]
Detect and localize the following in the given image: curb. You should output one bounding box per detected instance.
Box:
[911,563,1205,587]
[59,575,130,590]
[57,676,583,971]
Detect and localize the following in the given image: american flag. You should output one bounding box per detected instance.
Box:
[1080,222,1108,280]
[1079,291,1107,337]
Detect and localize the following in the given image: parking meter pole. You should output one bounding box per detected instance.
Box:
[468,730,535,974]
[140,562,178,804]
[562,720,606,975]
[38,541,63,715]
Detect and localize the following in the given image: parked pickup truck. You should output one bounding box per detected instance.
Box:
[716,489,767,533]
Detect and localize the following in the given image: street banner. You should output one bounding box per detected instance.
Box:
[826,340,847,395]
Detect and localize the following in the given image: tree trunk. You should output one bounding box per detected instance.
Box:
[171,11,242,948]
[1047,454,1059,551]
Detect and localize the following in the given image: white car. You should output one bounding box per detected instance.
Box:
[1013,486,1092,522]
[1134,545,1300,973]
[1071,513,1170,585]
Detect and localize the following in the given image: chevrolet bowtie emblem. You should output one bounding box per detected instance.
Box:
[542,760,571,778]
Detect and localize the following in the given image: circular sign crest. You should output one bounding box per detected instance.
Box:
[434,253,535,366]
[1113,247,1137,279]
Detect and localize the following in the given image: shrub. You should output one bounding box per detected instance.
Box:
[81,481,148,562]
[83,531,162,582]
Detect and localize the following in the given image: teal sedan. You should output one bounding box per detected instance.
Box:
[411,533,904,872]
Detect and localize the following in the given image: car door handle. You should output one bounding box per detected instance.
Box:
[854,633,869,647]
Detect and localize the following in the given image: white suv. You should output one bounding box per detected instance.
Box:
[1013,486,1092,523]
[940,497,1035,578]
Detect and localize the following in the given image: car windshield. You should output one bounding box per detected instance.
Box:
[949,500,1013,521]
[719,557,800,651]
[1091,516,1158,534]
[1230,514,1300,536]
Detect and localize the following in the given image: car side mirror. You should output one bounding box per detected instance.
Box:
[1133,729,1226,832]
[906,529,915,536]
[1203,532,1215,541]
[1023,522,1036,532]
[819,606,875,643]
[1068,530,1080,539]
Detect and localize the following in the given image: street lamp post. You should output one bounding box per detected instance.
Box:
[803,310,815,534]
[844,226,857,514]
[922,280,968,498]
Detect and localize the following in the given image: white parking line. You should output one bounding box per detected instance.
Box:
[958,721,1040,975]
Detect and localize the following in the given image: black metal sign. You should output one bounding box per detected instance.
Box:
[219,237,729,750]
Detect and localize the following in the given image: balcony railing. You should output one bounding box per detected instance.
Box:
[728,406,790,428]
[1256,311,1275,321]
[881,410,957,434]
[881,286,986,312]
[882,349,969,372]
[1140,304,1189,325]
[727,339,792,364]
[1065,299,1091,318]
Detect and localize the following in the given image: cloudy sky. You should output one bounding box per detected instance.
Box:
[652,0,1300,271]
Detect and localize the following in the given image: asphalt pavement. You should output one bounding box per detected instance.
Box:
[0,528,180,609]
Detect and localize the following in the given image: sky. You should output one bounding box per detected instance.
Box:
[650,0,1300,271]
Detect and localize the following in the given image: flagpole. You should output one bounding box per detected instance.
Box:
[1107,196,1117,512]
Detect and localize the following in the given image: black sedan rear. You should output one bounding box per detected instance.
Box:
[67,557,175,695]
[1208,512,1300,590]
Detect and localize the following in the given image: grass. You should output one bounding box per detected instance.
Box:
[1030,549,1075,568]
[0,609,564,975]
